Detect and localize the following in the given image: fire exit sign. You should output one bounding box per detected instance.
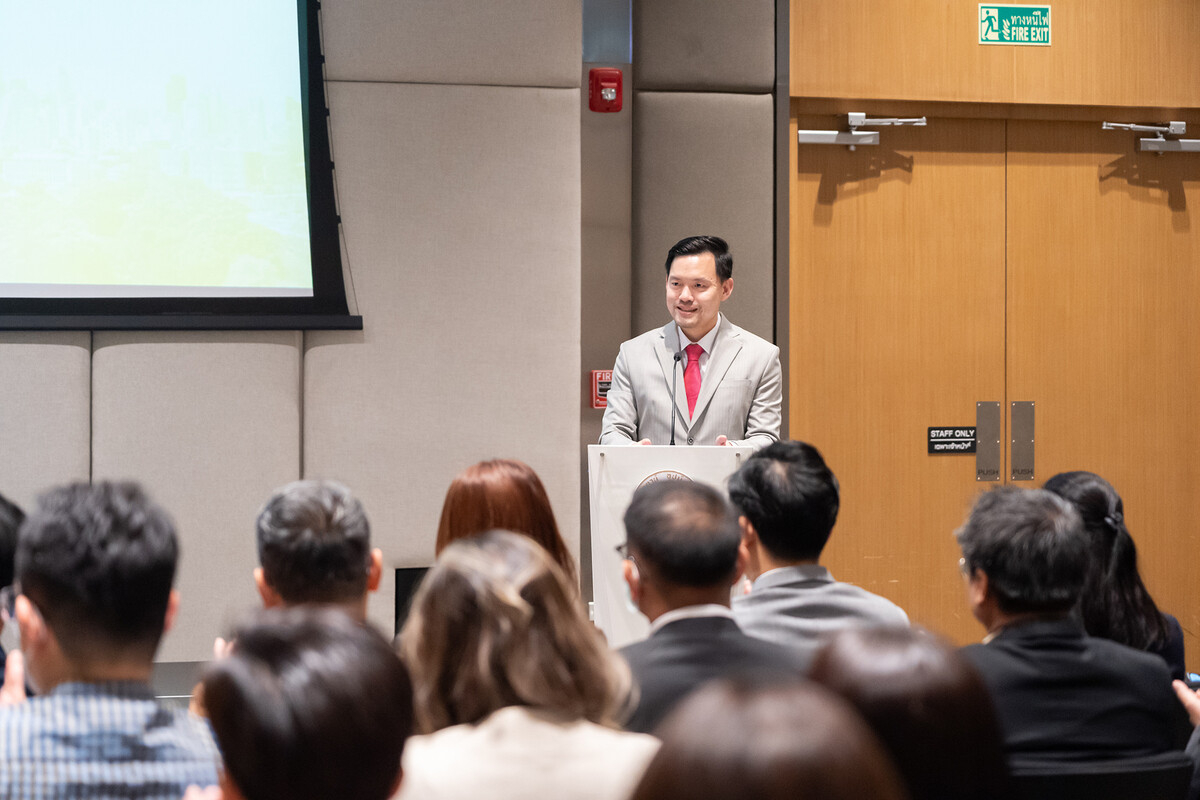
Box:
[979,4,1051,46]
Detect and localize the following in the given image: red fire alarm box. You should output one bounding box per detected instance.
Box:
[588,68,622,113]
[591,370,613,408]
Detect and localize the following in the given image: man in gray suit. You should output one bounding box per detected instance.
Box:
[600,235,781,449]
[728,441,908,667]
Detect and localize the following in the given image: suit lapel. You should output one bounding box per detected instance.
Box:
[691,319,741,425]
[655,322,691,426]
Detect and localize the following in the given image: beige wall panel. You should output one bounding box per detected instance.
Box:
[633,92,774,341]
[91,332,302,662]
[0,333,91,510]
[635,0,774,92]
[792,0,1200,107]
[306,83,581,632]
[322,0,581,88]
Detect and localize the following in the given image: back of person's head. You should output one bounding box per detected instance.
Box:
[632,679,906,800]
[623,481,741,589]
[0,492,23,590]
[435,458,576,585]
[810,627,1009,800]
[256,480,372,606]
[1043,470,1168,650]
[400,530,629,733]
[16,481,177,663]
[203,607,413,800]
[727,440,840,562]
[955,487,1087,615]
[664,235,733,283]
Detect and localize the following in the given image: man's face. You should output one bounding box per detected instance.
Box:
[666,252,733,341]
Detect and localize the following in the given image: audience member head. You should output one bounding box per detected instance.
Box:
[435,459,576,585]
[400,530,630,733]
[0,492,23,635]
[631,679,906,800]
[1043,470,1168,650]
[810,627,1009,800]
[203,608,413,800]
[955,487,1087,632]
[15,481,178,688]
[727,440,839,579]
[255,480,382,618]
[621,480,744,621]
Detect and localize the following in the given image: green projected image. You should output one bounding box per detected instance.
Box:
[0,0,314,297]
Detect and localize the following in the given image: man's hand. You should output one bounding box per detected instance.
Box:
[638,438,652,445]
[1173,680,1200,726]
[716,435,730,446]
[182,786,223,800]
[0,650,27,706]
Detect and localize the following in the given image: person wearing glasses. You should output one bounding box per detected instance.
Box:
[617,480,797,734]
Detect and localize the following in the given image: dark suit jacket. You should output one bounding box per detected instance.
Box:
[619,614,800,734]
[961,617,1190,769]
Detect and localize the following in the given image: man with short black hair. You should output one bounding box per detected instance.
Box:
[618,480,796,734]
[957,487,1187,767]
[0,481,219,798]
[729,441,907,666]
[254,479,382,620]
[600,235,781,448]
[0,492,22,674]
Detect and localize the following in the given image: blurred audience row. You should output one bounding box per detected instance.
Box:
[0,442,1197,800]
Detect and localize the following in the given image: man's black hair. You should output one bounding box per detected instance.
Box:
[17,481,177,661]
[727,440,840,562]
[665,235,733,283]
[256,480,372,605]
[623,480,741,587]
[205,608,414,800]
[0,492,24,589]
[956,487,1088,615]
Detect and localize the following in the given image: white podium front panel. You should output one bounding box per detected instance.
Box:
[587,444,754,648]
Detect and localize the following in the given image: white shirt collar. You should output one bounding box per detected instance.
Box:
[649,603,733,635]
[675,314,722,356]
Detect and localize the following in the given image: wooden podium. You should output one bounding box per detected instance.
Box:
[587,444,756,648]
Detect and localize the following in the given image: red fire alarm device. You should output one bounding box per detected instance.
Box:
[588,68,622,113]
[591,370,613,408]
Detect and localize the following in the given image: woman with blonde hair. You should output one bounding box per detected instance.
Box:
[435,459,577,585]
[397,530,658,800]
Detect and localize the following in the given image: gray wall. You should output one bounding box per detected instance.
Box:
[0,2,582,662]
[631,0,777,341]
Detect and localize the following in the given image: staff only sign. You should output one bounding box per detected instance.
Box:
[928,427,977,454]
[979,4,1051,46]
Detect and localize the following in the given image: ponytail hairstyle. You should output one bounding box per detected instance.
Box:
[1043,471,1168,650]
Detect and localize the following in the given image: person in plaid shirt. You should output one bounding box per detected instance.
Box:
[0,481,219,799]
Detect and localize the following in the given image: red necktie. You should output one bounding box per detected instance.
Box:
[684,343,703,418]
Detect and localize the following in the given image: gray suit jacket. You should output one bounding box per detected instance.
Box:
[733,564,910,669]
[599,317,781,448]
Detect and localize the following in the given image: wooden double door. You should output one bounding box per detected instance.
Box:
[790,105,1200,649]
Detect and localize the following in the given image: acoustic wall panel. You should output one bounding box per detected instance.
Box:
[0,333,91,510]
[322,0,582,89]
[635,0,775,92]
[306,83,582,631]
[91,332,303,662]
[633,92,775,341]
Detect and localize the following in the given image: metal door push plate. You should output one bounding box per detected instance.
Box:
[976,402,1001,481]
[1011,401,1035,481]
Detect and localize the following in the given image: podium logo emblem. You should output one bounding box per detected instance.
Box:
[638,470,692,488]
